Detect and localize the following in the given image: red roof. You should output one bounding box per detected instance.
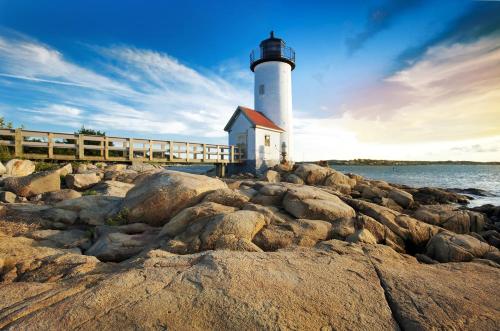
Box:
[224,106,284,132]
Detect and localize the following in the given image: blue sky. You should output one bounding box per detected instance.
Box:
[0,0,499,161]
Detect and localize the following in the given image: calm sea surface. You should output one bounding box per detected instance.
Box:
[333,165,500,207]
[166,164,500,207]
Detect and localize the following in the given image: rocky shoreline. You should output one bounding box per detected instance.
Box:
[0,159,499,330]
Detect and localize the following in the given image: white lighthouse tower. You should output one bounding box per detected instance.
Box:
[225,31,295,174]
[251,31,295,162]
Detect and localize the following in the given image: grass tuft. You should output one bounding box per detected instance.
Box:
[105,208,129,226]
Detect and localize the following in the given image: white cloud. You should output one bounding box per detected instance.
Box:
[0,35,130,92]
[49,104,83,116]
[21,104,83,118]
[294,35,500,161]
[89,46,253,137]
[387,37,500,99]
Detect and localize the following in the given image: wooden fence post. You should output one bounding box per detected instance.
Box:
[14,128,23,158]
[104,137,109,160]
[216,145,220,161]
[215,164,226,177]
[128,138,134,161]
[78,134,84,160]
[230,145,234,163]
[48,133,54,158]
[99,139,104,158]
[186,142,190,162]
[149,140,153,161]
[203,144,207,162]
[169,141,173,161]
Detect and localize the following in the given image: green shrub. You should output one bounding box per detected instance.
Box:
[105,208,129,226]
[35,161,60,172]
[95,162,107,169]
[85,228,96,239]
[70,161,81,171]
[0,116,16,161]
[0,145,11,161]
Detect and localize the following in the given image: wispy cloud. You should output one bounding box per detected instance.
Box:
[355,35,500,142]
[396,2,500,67]
[0,35,130,92]
[345,0,420,55]
[296,34,500,161]
[93,46,252,137]
[0,33,252,139]
[24,104,84,117]
[20,104,84,129]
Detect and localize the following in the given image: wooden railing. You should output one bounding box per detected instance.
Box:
[0,128,244,164]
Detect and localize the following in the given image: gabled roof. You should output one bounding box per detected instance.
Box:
[224,106,285,132]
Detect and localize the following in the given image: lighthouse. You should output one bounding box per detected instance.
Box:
[251,31,295,162]
[225,31,295,174]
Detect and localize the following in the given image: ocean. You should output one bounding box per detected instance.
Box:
[333,164,500,207]
[165,164,500,207]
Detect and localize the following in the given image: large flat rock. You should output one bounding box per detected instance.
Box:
[0,233,101,284]
[1,237,498,330]
[0,247,398,330]
[364,244,500,330]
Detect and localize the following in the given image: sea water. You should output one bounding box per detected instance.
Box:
[333,164,500,207]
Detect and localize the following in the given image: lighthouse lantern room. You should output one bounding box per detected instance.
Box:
[225,31,295,174]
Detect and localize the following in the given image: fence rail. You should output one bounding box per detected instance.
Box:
[0,128,244,164]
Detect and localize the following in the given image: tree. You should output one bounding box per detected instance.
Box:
[0,116,14,159]
[0,116,14,129]
[75,126,106,137]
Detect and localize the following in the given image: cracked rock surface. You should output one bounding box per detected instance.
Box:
[1,162,499,330]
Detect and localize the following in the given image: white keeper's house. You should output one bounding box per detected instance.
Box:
[225,31,295,174]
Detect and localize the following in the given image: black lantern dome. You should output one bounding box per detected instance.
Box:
[250,31,296,72]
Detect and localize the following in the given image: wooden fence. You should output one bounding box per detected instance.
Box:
[0,128,244,164]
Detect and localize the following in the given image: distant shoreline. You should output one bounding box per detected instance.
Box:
[302,160,500,166]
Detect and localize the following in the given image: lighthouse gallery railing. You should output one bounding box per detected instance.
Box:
[249,45,295,67]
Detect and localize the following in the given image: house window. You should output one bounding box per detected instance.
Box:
[259,84,265,95]
[237,133,247,158]
[264,135,270,147]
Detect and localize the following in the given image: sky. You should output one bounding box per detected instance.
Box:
[0,0,499,161]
